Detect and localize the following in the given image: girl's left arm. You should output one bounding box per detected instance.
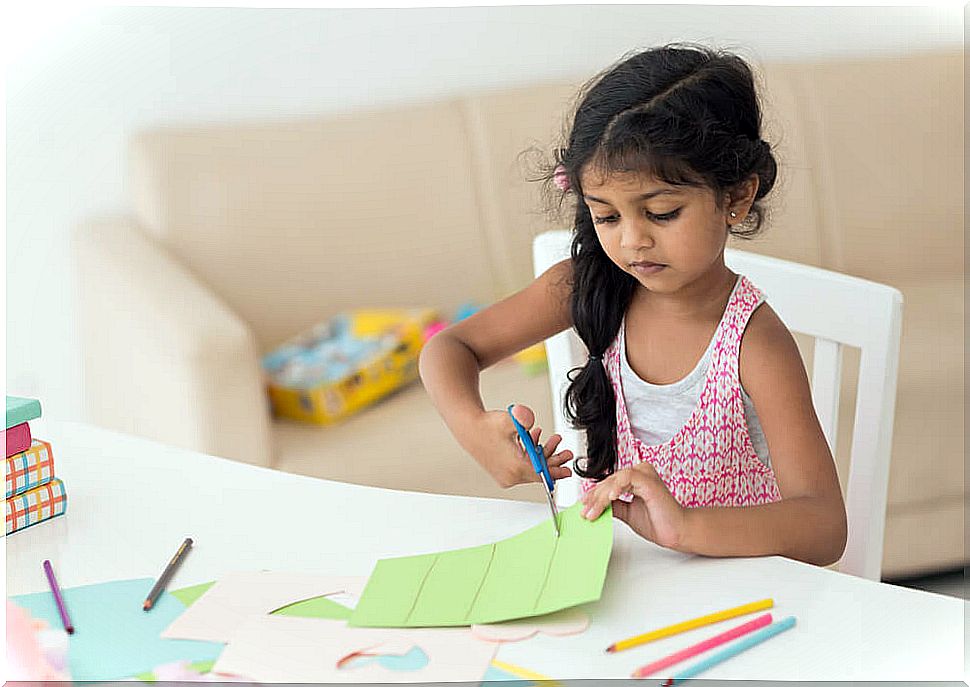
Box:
[683,303,848,566]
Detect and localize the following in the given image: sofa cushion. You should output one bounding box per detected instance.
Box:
[272,360,554,503]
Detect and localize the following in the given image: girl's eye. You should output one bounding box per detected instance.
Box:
[592,209,681,225]
[593,214,620,225]
[651,209,681,222]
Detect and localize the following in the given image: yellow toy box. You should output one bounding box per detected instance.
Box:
[262,308,440,425]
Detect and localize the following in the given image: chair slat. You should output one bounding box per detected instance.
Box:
[811,338,843,454]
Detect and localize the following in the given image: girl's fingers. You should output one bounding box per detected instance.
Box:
[547,448,572,467]
[542,433,562,454]
[548,464,572,480]
[581,469,649,520]
[581,481,614,520]
[510,404,535,430]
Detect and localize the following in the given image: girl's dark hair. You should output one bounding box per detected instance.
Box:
[548,43,779,482]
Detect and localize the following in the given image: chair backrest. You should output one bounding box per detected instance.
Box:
[533,230,903,581]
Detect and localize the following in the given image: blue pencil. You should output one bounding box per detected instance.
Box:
[663,616,796,685]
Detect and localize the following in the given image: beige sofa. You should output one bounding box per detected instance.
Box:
[73,49,963,579]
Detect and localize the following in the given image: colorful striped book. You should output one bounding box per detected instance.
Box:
[6,396,42,430]
[6,440,55,499]
[6,422,32,458]
[5,477,67,535]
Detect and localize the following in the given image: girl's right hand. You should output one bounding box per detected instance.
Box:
[466,404,573,489]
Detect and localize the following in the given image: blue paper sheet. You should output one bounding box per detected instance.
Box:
[10,577,223,681]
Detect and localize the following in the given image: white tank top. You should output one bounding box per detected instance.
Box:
[618,281,771,468]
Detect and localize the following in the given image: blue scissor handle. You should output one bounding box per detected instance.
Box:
[507,405,554,493]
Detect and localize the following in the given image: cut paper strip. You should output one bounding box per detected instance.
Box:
[472,607,589,643]
[340,646,430,672]
[10,578,223,681]
[275,594,353,620]
[350,502,612,627]
[171,579,352,620]
[323,590,360,609]
[170,581,216,607]
[162,571,365,642]
[213,615,498,683]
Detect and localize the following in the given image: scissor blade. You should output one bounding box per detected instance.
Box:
[543,487,560,537]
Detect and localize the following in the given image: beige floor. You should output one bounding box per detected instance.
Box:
[272,359,555,504]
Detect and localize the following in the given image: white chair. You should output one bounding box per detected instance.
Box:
[533,229,903,581]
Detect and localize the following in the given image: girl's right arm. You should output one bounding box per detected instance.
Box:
[418,258,574,488]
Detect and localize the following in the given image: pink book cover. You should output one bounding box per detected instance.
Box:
[6,422,31,458]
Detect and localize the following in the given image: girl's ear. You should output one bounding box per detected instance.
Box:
[726,174,760,216]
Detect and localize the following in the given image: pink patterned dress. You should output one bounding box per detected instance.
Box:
[580,274,782,508]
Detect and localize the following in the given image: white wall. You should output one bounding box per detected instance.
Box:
[6,3,963,421]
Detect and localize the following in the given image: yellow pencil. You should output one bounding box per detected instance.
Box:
[605,598,774,653]
[491,660,560,685]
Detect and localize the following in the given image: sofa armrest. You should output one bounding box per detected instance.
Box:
[72,216,274,468]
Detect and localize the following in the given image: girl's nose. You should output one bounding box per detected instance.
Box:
[619,216,655,250]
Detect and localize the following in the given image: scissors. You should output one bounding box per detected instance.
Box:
[507,405,560,537]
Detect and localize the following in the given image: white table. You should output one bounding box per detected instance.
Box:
[6,420,966,681]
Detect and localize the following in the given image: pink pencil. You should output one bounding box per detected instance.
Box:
[631,613,773,679]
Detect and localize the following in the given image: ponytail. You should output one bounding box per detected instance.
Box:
[563,209,635,481]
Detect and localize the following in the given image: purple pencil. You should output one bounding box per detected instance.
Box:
[43,559,74,634]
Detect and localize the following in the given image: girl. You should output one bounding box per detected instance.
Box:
[419,43,847,567]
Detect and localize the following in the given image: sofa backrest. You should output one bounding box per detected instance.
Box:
[787,50,964,281]
[128,102,504,351]
[127,49,962,351]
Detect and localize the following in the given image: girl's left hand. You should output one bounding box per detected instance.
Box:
[580,462,691,553]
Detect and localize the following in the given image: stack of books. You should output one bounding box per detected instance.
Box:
[5,396,67,535]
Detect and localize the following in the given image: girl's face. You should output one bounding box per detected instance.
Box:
[579,167,756,295]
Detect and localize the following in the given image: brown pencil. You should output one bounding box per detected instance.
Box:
[143,538,193,611]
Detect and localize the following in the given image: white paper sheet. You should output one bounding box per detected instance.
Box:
[161,571,365,642]
[213,615,498,683]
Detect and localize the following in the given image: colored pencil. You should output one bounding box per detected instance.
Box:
[42,559,74,634]
[663,616,797,685]
[491,659,558,684]
[143,537,193,611]
[606,598,774,653]
[631,613,772,678]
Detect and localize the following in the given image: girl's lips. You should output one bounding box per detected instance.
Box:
[631,262,666,275]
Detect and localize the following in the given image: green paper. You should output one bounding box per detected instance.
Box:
[169,579,352,619]
[274,594,352,619]
[349,502,612,627]
[170,581,216,607]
